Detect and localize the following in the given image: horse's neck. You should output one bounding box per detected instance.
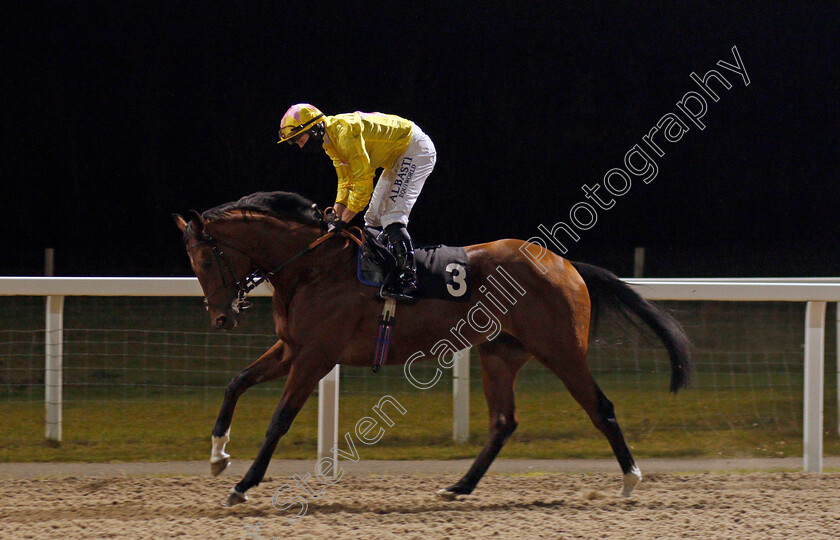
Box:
[208,217,346,276]
[212,219,308,264]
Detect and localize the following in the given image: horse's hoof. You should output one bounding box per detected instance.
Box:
[211,457,231,477]
[221,487,248,507]
[621,466,642,497]
[437,485,470,500]
[436,488,459,500]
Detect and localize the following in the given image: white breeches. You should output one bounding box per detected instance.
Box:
[364,124,436,229]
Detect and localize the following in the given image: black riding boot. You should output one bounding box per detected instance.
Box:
[383,223,418,301]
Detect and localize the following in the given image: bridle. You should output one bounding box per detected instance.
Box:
[187,217,363,315]
[186,236,263,314]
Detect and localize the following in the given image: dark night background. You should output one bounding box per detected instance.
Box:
[4,2,838,278]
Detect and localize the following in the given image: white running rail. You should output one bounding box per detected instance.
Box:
[1,277,839,472]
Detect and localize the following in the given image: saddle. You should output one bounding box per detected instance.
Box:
[357,227,471,372]
[357,228,471,302]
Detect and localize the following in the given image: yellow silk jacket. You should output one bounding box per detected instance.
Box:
[323,112,413,213]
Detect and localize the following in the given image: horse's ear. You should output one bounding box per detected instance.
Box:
[188,210,204,233]
[172,214,188,232]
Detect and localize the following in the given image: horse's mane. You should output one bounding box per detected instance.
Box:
[202,191,323,227]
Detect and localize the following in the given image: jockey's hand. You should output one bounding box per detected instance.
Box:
[328,219,348,234]
[324,207,338,224]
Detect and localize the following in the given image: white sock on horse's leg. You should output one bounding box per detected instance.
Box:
[211,427,231,463]
[621,465,642,497]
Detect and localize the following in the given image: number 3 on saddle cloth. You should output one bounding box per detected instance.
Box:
[357,227,472,372]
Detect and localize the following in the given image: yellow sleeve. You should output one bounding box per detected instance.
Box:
[346,178,374,213]
[333,161,350,207]
[330,121,375,213]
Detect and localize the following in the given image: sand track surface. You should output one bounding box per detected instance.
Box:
[2,463,839,539]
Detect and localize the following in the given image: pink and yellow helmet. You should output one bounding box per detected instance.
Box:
[277,103,325,144]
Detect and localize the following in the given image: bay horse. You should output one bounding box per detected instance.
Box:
[173,191,691,507]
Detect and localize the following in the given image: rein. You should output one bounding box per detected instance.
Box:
[189,216,363,314]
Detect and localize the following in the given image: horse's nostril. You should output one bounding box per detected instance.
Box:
[215,316,228,329]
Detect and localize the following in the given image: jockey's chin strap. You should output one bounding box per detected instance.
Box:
[191,208,364,313]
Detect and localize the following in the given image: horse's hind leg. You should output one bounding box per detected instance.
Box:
[438,335,530,499]
[211,339,289,476]
[540,351,641,497]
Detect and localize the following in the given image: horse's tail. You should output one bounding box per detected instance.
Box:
[571,261,692,393]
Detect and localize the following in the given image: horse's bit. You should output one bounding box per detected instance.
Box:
[186,237,264,314]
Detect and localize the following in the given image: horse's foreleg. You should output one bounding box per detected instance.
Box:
[438,337,529,499]
[223,359,331,507]
[211,339,289,476]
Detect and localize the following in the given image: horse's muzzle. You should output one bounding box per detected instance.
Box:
[211,311,238,330]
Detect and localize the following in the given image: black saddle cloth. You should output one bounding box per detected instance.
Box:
[357,228,471,302]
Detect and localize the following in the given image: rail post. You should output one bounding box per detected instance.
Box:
[633,247,645,278]
[453,347,470,443]
[803,301,826,472]
[317,365,340,477]
[45,294,64,442]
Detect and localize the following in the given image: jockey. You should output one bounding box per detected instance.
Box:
[278,103,437,301]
